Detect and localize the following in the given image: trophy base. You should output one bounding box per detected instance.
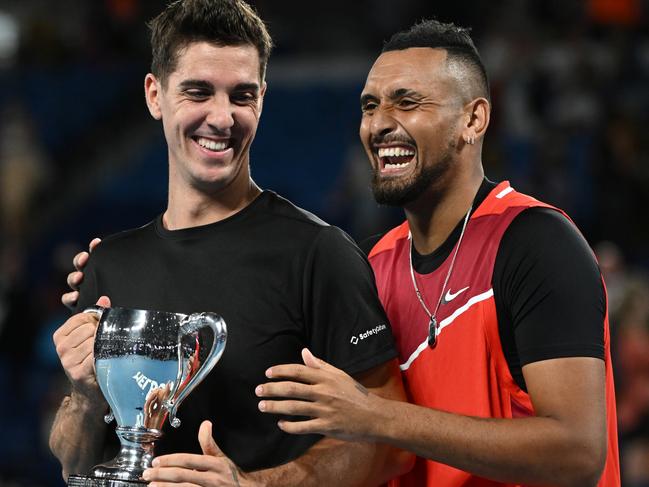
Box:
[68,474,148,487]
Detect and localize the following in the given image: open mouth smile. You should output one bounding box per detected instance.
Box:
[375,145,416,174]
[192,136,232,154]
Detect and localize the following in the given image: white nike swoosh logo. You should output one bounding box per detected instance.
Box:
[443,286,469,303]
[401,288,494,371]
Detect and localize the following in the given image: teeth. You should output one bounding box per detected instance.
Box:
[196,137,227,151]
[385,162,410,169]
[377,147,415,158]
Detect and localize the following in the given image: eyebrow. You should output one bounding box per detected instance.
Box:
[360,88,422,105]
[178,80,260,93]
[179,79,214,91]
[232,82,261,94]
[389,88,421,100]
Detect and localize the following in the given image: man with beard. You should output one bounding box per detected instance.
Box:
[254,20,621,487]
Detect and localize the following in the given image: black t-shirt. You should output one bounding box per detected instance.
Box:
[361,179,605,392]
[77,190,396,471]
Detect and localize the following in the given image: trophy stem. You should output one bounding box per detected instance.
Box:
[113,427,161,471]
[72,427,163,484]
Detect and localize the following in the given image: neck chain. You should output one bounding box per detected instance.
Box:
[408,203,473,348]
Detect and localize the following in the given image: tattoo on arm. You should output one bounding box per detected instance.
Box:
[229,463,241,487]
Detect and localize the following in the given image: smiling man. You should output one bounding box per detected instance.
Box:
[256,20,621,487]
[48,1,412,485]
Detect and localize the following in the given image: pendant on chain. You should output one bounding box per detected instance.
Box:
[428,317,438,348]
[410,201,474,350]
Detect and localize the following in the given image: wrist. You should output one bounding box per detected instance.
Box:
[365,393,397,442]
[69,389,108,413]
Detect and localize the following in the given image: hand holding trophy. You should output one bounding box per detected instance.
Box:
[67,306,227,486]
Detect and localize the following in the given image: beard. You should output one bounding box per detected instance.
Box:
[371,149,454,207]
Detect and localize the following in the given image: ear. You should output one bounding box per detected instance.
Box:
[462,97,490,145]
[144,73,163,120]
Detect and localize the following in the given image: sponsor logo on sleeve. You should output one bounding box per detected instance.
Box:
[350,323,387,345]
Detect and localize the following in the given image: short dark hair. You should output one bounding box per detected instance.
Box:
[148,0,273,86]
[383,19,490,101]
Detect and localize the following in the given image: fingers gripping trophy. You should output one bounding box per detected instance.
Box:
[67,306,227,486]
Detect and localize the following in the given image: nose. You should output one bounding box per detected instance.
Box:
[368,106,397,139]
[205,93,235,131]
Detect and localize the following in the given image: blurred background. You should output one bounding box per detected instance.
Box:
[0,0,648,485]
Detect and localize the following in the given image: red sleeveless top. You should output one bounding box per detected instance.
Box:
[369,182,620,487]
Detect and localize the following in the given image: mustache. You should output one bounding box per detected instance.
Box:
[370,134,416,147]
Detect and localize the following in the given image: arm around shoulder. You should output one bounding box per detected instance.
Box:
[259,354,608,486]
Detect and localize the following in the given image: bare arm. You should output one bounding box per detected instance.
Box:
[249,357,413,486]
[49,298,111,480]
[259,353,607,487]
[144,357,414,486]
[49,391,110,480]
[245,435,405,486]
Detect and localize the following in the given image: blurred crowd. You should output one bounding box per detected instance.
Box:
[0,0,648,485]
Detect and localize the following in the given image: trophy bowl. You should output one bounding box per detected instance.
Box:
[67,306,227,486]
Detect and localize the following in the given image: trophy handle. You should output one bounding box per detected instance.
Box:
[82,305,114,424]
[165,312,227,428]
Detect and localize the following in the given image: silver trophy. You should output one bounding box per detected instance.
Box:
[67,306,227,487]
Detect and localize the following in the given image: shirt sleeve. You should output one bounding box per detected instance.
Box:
[494,207,606,371]
[358,233,384,255]
[302,226,397,375]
